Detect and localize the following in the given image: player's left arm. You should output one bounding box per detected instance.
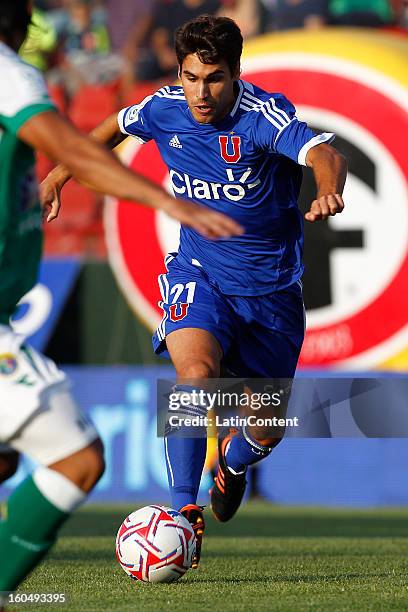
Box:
[304,143,347,223]
[254,93,347,222]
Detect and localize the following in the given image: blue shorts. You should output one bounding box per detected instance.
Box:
[152,254,305,378]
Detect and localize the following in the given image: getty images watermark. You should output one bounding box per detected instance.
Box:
[158,380,299,434]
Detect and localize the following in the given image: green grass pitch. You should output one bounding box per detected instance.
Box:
[14,502,408,611]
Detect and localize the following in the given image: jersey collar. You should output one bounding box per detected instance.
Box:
[229,80,244,118]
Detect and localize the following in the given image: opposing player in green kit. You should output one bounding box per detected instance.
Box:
[0,1,242,601]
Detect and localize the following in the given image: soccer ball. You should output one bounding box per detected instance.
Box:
[116,505,196,583]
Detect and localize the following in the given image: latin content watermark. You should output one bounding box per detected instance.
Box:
[167,413,299,429]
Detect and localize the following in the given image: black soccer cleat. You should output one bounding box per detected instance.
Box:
[210,430,247,522]
[180,504,205,569]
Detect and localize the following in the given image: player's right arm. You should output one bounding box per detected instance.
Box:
[20,111,243,239]
[41,94,162,217]
[41,111,124,198]
[41,102,147,218]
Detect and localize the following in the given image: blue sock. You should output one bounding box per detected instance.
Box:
[225,427,273,474]
[164,385,208,510]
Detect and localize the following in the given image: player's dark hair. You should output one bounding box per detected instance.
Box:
[175,15,243,76]
[0,0,31,40]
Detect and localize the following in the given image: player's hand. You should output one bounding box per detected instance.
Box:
[167,199,244,239]
[305,194,344,222]
[40,177,62,223]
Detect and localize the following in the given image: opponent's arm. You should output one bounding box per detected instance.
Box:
[304,143,347,222]
[19,111,243,238]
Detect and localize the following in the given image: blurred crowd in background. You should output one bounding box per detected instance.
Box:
[24,0,407,256]
[23,0,408,100]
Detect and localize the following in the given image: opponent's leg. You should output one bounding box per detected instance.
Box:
[165,327,222,567]
[0,449,19,529]
[0,449,19,484]
[49,438,104,492]
[0,389,104,592]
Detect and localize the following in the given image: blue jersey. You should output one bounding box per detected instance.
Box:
[118,81,334,296]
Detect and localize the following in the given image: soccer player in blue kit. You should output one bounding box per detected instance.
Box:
[43,15,347,570]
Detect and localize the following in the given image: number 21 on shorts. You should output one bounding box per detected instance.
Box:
[169,282,196,322]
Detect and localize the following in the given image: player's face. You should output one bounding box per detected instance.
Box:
[180,54,239,124]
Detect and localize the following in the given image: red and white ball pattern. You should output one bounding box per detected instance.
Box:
[116,505,196,583]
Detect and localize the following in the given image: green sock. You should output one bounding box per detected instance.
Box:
[0,475,69,591]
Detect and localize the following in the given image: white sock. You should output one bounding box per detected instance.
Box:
[33,467,86,513]
[224,441,246,475]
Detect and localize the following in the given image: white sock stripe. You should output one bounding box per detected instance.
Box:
[227,464,246,476]
[224,440,247,475]
[176,404,208,414]
[33,467,86,513]
[242,425,274,453]
[164,438,175,486]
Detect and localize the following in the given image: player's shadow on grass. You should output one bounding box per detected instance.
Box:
[61,503,408,539]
